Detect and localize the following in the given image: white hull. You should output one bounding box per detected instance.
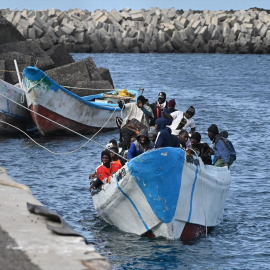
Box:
[92,148,231,240]
[0,80,32,134]
[22,67,137,136]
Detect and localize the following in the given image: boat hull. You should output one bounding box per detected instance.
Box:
[92,147,231,240]
[0,80,32,134]
[23,67,136,136]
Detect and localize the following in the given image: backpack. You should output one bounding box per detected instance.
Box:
[219,131,236,161]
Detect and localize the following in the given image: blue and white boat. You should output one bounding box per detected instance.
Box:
[23,66,139,136]
[91,147,231,241]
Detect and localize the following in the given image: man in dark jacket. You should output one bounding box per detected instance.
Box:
[127,129,154,159]
[154,118,172,148]
[190,132,213,165]
[149,92,168,126]
[207,124,236,168]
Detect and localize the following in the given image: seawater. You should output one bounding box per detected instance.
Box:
[1,53,270,269]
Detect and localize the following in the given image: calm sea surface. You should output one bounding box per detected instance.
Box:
[1,53,270,269]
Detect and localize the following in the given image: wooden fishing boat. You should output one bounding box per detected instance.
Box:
[22,66,139,136]
[91,147,231,241]
[0,79,33,134]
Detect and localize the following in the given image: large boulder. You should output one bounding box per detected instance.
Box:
[0,14,25,44]
[46,44,75,67]
[45,57,114,96]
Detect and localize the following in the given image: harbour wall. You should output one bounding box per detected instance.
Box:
[1,7,270,54]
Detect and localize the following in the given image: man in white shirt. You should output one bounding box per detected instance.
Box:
[161,106,196,135]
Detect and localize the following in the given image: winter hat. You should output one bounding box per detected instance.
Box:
[101,150,112,162]
[208,124,219,135]
[168,99,176,107]
[137,95,148,103]
[186,106,195,116]
[158,92,166,99]
[191,132,201,142]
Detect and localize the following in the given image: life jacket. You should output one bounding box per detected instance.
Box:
[97,163,122,183]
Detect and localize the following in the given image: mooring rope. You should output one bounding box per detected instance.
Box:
[0,92,127,161]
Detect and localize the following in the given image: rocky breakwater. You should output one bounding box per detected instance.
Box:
[1,7,270,54]
[0,12,114,94]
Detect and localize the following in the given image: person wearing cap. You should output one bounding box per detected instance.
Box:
[118,95,153,151]
[207,124,236,168]
[162,99,177,125]
[149,92,168,126]
[162,106,196,136]
[127,129,154,159]
[190,132,213,165]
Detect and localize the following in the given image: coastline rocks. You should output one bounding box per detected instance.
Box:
[1,7,270,54]
[0,14,114,90]
[45,57,113,96]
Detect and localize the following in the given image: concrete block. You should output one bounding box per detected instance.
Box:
[5,11,15,22]
[137,30,145,43]
[185,26,196,43]
[157,30,166,45]
[27,10,36,19]
[259,24,268,37]
[216,11,227,21]
[110,9,122,23]
[18,18,31,28]
[233,23,241,36]
[61,24,75,35]
[182,9,193,18]
[174,20,185,30]
[171,31,184,50]
[205,14,211,25]
[21,9,28,19]
[12,12,21,26]
[198,26,209,39]
[133,21,144,31]
[131,13,144,21]
[121,11,132,20]
[211,17,219,25]
[266,30,270,40]
[123,37,137,48]
[240,24,247,34]
[32,25,44,37]
[27,28,36,39]
[74,31,85,43]
[191,20,201,30]
[48,8,56,17]
[54,25,63,37]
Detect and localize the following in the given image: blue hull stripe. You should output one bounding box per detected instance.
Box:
[115,174,149,231]
[187,164,199,222]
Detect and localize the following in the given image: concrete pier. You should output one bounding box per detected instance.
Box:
[1,7,270,53]
[0,167,111,270]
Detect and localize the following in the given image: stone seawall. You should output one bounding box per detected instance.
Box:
[1,7,270,54]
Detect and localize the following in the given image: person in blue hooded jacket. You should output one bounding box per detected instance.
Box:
[207,124,236,169]
[127,129,154,159]
[154,118,172,148]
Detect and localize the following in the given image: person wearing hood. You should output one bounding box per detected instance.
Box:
[207,124,236,169]
[154,118,172,148]
[190,132,213,165]
[127,129,154,159]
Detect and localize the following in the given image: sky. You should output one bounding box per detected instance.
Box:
[4,0,270,12]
